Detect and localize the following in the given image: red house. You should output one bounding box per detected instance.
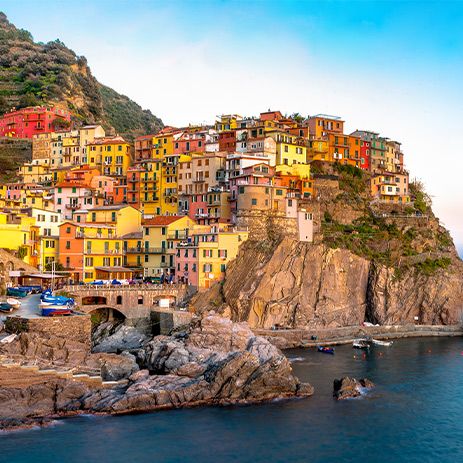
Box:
[360,140,371,171]
[218,131,236,152]
[0,106,71,139]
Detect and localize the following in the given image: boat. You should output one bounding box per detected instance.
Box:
[41,306,73,317]
[372,339,393,347]
[40,290,75,307]
[6,298,21,309]
[317,346,335,355]
[0,302,14,313]
[353,339,370,349]
[19,285,42,294]
[6,287,28,298]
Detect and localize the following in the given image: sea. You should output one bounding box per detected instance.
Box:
[1,337,463,463]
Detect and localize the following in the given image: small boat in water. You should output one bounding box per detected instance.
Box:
[353,339,370,349]
[0,302,14,313]
[317,346,335,355]
[372,339,393,347]
[7,287,28,298]
[6,298,21,309]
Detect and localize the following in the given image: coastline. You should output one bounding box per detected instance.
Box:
[255,324,463,349]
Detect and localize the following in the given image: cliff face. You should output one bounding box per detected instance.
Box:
[220,238,463,329]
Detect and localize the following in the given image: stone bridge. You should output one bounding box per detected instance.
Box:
[63,284,194,321]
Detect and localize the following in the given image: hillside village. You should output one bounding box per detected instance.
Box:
[0,106,415,289]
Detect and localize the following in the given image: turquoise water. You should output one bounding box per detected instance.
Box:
[2,337,463,462]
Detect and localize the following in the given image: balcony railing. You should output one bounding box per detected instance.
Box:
[125,247,166,254]
[167,231,188,240]
[65,203,81,210]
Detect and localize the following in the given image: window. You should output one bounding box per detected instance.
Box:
[276,189,283,196]
[116,295,123,305]
[85,257,93,266]
[65,241,71,249]
[220,264,226,272]
[251,198,257,206]
[161,227,166,235]
[111,212,116,221]
[138,296,143,305]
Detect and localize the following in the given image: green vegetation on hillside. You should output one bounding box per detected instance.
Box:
[0,12,163,138]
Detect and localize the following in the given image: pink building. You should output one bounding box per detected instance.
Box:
[54,182,100,220]
[175,242,198,286]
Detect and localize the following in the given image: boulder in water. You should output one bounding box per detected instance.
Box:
[333,377,374,400]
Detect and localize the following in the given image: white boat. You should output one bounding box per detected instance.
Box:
[353,339,370,349]
[372,339,393,346]
[6,298,21,309]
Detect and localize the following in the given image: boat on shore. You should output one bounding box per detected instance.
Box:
[0,302,14,313]
[372,339,393,347]
[41,306,73,317]
[317,346,335,355]
[6,298,21,309]
[6,287,28,298]
[353,339,370,349]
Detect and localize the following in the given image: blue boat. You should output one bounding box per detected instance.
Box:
[40,290,75,307]
[0,302,14,313]
[41,306,73,317]
[317,346,335,355]
[19,285,42,294]
[7,287,28,298]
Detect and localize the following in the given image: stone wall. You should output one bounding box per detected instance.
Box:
[255,324,463,349]
[5,315,92,347]
[236,210,298,241]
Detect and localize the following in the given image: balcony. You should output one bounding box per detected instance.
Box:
[193,178,205,183]
[65,203,81,210]
[126,247,166,254]
[167,231,188,240]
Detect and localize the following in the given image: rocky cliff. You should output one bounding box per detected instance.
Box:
[218,238,463,329]
[0,314,312,429]
[194,165,463,329]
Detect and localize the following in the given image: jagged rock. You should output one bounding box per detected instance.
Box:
[100,352,139,381]
[0,314,312,429]
[216,238,463,329]
[333,377,374,400]
[92,324,148,354]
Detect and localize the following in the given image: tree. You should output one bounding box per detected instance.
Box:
[45,261,65,272]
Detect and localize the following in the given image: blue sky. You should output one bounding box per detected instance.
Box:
[2,0,463,253]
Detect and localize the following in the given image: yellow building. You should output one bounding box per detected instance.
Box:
[62,130,80,167]
[0,212,40,267]
[177,226,248,288]
[87,136,132,178]
[28,208,61,271]
[370,172,410,203]
[86,205,142,237]
[142,215,196,277]
[267,130,307,165]
[18,162,52,184]
[215,114,242,132]
[122,231,144,274]
[138,160,162,215]
[79,125,106,164]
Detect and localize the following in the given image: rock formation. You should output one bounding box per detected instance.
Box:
[333,377,374,400]
[0,314,312,429]
[221,240,371,328]
[214,238,463,329]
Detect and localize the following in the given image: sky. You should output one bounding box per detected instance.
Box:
[2,0,463,253]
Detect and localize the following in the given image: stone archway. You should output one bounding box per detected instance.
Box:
[88,306,126,325]
[82,295,108,306]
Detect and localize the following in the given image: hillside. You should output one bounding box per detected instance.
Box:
[0,12,163,139]
[192,164,463,330]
